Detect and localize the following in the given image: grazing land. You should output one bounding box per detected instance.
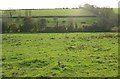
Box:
[3,9,94,17]
[2,6,119,77]
[113,8,119,14]
[2,8,118,16]
[2,33,118,77]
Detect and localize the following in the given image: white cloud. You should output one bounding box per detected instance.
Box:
[0,0,119,9]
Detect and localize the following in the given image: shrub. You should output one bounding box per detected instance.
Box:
[111,26,120,32]
[37,19,47,32]
[9,23,18,32]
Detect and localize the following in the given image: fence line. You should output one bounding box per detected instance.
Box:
[2,16,97,18]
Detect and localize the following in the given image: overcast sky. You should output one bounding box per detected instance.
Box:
[0,0,119,9]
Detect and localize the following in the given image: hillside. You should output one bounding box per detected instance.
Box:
[3,9,94,17]
[29,9,94,16]
[2,8,118,17]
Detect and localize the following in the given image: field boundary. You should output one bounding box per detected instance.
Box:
[2,16,97,18]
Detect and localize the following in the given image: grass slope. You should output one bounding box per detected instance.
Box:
[3,9,94,17]
[2,33,118,77]
[113,8,119,14]
[2,8,118,17]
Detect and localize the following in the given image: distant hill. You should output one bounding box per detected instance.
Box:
[30,9,94,16]
[2,8,118,17]
[2,9,94,17]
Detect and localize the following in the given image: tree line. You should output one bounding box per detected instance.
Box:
[2,17,85,33]
[2,4,119,33]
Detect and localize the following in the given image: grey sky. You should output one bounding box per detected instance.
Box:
[0,0,119,9]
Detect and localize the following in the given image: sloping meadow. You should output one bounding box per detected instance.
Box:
[2,33,119,77]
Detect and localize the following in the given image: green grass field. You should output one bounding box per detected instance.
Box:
[2,33,118,77]
[113,8,119,14]
[3,9,94,17]
[1,8,119,77]
[3,8,118,16]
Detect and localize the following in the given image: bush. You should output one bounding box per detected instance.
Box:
[2,18,10,33]
[9,23,18,32]
[111,26,120,32]
[44,27,55,33]
[37,19,47,32]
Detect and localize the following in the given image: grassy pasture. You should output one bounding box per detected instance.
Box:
[3,9,94,17]
[3,8,118,16]
[28,9,94,16]
[2,33,118,77]
[113,8,119,14]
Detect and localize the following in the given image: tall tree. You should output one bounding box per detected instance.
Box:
[97,8,117,31]
[2,17,11,33]
[67,20,74,32]
[83,4,118,31]
[9,23,18,32]
[8,10,16,17]
[22,16,33,32]
[37,19,47,32]
[53,18,58,27]
[29,10,32,16]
